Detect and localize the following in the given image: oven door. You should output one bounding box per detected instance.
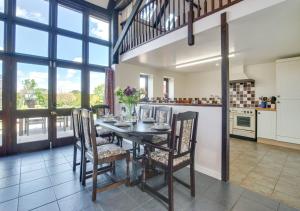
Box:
[233,114,255,131]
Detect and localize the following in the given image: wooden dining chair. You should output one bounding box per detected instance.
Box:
[91,104,114,141]
[150,106,173,145]
[80,109,130,201]
[71,109,83,181]
[142,111,199,211]
[138,105,154,121]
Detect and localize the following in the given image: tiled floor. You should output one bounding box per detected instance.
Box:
[0,145,298,211]
[230,138,300,210]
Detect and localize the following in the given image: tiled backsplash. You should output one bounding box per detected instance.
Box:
[230,81,255,108]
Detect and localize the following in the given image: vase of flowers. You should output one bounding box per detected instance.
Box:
[115,86,142,121]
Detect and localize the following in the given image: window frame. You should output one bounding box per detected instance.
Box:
[140,74,149,98]
[163,77,169,98]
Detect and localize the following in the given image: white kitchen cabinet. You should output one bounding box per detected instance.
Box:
[276,99,300,144]
[276,57,300,99]
[257,111,276,140]
[275,57,300,144]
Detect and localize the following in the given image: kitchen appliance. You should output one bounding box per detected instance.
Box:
[230,108,256,140]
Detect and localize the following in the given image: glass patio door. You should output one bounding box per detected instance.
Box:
[14,62,53,152]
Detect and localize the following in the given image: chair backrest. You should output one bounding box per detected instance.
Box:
[71,108,81,139]
[138,105,154,120]
[91,104,110,119]
[169,111,198,158]
[81,109,98,158]
[154,106,172,124]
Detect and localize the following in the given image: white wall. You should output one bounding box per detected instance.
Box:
[184,62,276,99]
[113,62,186,98]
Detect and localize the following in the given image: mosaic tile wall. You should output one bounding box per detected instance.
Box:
[230,81,255,108]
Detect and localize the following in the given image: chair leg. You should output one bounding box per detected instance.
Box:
[92,162,98,201]
[141,156,146,191]
[126,151,130,185]
[72,145,77,171]
[190,162,195,197]
[82,155,87,186]
[79,147,83,182]
[168,170,174,211]
[112,161,116,175]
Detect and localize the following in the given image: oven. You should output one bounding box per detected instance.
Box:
[231,108,256,140]
[233,113,255,131]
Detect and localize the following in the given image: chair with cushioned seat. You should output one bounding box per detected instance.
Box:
[80,109,130,201]
[91,104,114,141]
[150,106,172,145]
[142,111,199,211]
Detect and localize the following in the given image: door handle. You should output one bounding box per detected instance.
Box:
[50,111,57,116]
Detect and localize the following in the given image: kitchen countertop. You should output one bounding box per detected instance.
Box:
[139,102,222,107]
[255,107,276,111]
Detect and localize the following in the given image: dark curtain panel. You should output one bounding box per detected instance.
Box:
[105,68,115,114]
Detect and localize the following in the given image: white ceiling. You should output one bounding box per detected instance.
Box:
[125,0,300,72]
[85,0,110,9]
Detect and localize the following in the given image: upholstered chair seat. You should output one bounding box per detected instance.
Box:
[150,150,190,166]
[87,144,127,162]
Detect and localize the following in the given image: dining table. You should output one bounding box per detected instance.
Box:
[95,118,171,184]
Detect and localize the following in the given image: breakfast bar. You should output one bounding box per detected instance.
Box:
[138,103,223,179]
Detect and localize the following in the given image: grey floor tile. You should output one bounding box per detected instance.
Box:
[278,203,300,211]
[20,168,48,183]
[53,179,84,199]
[123,186,152,204]
[184,197,228,211]
[0,199,18,211]
[50,170,79,186]
[97,191,139,211]
[21,161,45,173]
[242,190,279,210]
[19,177,52,196]
[46,163,72,175]
[18,187,56,211]
[0,168,20,179]
[31,202,60,211]
[0,175,20,189]
[0,185,19,203]
[203,181,245,209]
[58,190,97,211]
[232,197,276,211]
[140,198,168,211]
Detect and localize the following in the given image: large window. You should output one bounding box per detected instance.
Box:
[140,74,149,98]
[17,63,48,110]
[57,67,81,108]
[89,16,109,41]
[58,5,83,33]
[57,35,82,62]
[0,61,2,110]
[15,25,48,57]
[16,0,49,24]
[90,71,105,106]
[89,43,109,66]
[0,21,3,50]
[0,0,4,13]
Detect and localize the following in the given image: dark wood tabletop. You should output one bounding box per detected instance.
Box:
[95,119,171,136]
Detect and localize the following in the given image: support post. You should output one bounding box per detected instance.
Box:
[221,12,229,182]
[188,0,194,45]
[111,10,119,64]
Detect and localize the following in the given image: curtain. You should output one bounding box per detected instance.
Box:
[105,68,115,114]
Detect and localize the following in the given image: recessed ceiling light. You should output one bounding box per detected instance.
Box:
[176,53,235,69]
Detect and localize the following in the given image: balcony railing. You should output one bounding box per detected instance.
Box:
[120,0,242,54]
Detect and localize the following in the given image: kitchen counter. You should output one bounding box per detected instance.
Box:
[255,107,276,111]
[140,102,222,107]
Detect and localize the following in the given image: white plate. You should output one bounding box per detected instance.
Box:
[143,118,155,123]
[103,119,116,123]
[114,122,131,127]
[152,124,170,131]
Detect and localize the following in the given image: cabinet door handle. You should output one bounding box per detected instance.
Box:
[277,101,280,104]
[258,112,261,115]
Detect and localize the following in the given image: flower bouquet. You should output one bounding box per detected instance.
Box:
[115,86,142,120]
